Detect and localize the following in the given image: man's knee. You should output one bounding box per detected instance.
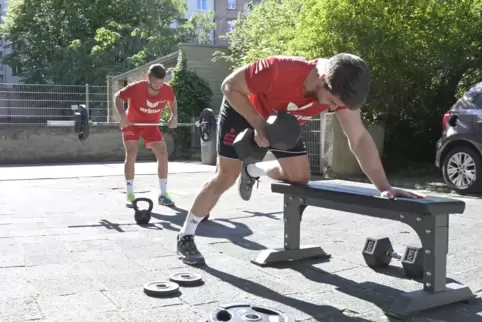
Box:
[124,142,138,161]
[285,173,310,185]
[279,156,310,184]
[150,141,167,159]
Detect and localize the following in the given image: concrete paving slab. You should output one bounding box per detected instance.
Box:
[0,161,214,181]
[0,163,481,321]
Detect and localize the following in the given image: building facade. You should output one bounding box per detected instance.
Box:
[0,0,21,84]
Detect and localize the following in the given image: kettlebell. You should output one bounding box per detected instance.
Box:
[132,198,154,225]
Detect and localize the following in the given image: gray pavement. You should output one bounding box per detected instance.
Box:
[1,161,482,322]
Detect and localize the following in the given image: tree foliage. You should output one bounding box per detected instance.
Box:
[1,0,215,85]
[218,0,482,165]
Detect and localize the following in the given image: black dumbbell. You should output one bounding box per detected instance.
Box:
[233,112,302,164]
[362,236,424,278]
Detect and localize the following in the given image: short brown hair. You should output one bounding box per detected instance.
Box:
[148,64,166,79]
[324,53,371,110]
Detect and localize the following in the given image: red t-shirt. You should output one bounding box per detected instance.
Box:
[119,80,175,123]
[244,56,346,125]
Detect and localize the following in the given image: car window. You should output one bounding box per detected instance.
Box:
[472,93,482,109]
[466,83,482,99]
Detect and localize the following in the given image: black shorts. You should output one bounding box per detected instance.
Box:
[217,98,307,160]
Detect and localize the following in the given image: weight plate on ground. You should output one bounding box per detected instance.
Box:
[143,280,180,297]
[169,272,203,286]
[209,302,296,322]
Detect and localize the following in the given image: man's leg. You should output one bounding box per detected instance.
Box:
[177,156,241,265]
[144,128,174,206]
[122,133,139,207]
[177,97,246,265]
[238,139,310,201]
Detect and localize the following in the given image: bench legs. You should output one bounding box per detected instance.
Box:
[251,197,331,266]
[386,282,474,318]
[251,195,475,317]
[385,214,474,317]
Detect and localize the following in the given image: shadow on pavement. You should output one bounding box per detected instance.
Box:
[199,263,377,322]
[258,257,481,321]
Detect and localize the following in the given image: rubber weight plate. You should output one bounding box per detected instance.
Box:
[169,272,203,286]
[143,281,179,297]
[209,302,295,322]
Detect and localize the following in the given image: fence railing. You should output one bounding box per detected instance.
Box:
[0,82,326,173]
[0,83,111,125]
[301,115,325,175]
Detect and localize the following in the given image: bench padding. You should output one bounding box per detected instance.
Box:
[271,180,465,216]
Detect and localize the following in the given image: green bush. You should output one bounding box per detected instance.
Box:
[161,49,213,148]
[218,0,482,167]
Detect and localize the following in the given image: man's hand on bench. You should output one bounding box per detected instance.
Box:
[381,187,427,199]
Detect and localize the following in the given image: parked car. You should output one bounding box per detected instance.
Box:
[435,82,482,194]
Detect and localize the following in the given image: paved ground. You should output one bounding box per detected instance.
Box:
[1,161,482,322]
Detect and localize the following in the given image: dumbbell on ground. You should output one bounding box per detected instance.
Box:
[233,112,302,164]
[362,236,424,278]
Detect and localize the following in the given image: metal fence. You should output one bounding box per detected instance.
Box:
[0,83,110,125]
[301,115,325,174]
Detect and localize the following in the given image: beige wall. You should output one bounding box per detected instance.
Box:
[181,44,233,112]
[322,113,385,177]
[107,45,233,120]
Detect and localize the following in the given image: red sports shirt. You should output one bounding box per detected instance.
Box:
[119,80,175,123]
[244,56,346,125]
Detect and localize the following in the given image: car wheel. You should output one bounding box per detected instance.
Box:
[442,146,482,194]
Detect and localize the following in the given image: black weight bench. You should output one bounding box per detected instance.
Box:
[252,180,474,318]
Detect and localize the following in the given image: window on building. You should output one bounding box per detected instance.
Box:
[197,0,207,10]
[227,20,234,33]
[228,0,236,9]
[12,64,22,76]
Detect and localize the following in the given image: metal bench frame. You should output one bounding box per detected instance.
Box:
[251,180,474,318]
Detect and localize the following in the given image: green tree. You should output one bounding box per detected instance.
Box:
[219,0,482,166]
[1,0,215,85]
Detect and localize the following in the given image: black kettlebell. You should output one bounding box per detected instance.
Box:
[132,198,153,225]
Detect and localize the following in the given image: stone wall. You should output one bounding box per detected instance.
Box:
[0,126,178,164]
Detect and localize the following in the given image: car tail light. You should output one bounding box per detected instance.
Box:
[442,113,450,131]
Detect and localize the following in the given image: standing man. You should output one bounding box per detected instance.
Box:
[114,64,178,208]
[175,54,426,266]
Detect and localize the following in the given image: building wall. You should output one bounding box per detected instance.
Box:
[182,44,232,112]
[214,0,260,45]
[0,0,21,84]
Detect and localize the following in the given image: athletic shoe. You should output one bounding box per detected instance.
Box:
[238,163,259,201]
[125,193,136,208]
[176,234,205,265]
[159,192,175,206]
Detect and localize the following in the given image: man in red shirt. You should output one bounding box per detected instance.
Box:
[176,54,426,265]
[114,64,178,208]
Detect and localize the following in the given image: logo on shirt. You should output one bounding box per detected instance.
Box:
[287,102,313,111]
[140,100,166,114]
[286,102,315,121]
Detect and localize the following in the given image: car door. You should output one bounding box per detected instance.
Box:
[471,93,482,137]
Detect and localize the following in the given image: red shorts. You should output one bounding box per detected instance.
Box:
[121,126,163,147]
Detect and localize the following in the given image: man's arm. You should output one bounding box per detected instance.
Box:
[113,91,127,119]
[168,98,177,118]
[114,82,137,119]
[221,59,276,130]
[335,108,391,192]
